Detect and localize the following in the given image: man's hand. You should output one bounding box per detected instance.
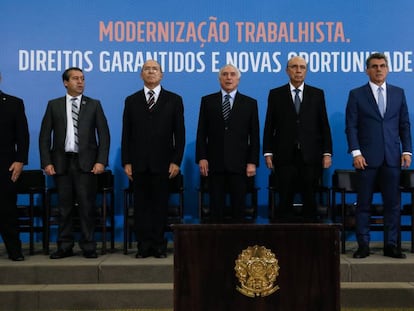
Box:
[199,159,209,176]
[401,154,412,168]
[169,163,180,179]
[265,155,273,170]
[246,163,256,177]
[9,162,24,182]
[91,163,105,174]
[322,155,332,169]
[124,164,133,181]
[44,164,56,176]
[353,155,368,170]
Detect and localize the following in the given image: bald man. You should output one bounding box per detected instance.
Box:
[263,56,332,222]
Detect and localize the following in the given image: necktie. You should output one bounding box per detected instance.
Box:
[294,89,301,114]
[147,90,155,111]
[377,86,385,117]
[71,97,79,147]
[222,94,231,122]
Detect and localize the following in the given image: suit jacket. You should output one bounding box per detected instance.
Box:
[121,87,185,173]
[263,83,332,166]
[345,83,412,167]
[195,91,260,174]
[0,91,29,178]
[39,95,110,173]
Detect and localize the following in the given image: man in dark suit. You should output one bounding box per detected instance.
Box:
[196,64,260,223]
[0,72,29,261]
[122,60,185,258]
[263,56,332,222]
[39,67,110,259]
[346,52,412,259]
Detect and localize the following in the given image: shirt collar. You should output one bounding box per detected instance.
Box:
[66,94,82,102]
[289,83,304,92]
[144,85,161,96]
[221,89,237,99]
[369,81,386,92]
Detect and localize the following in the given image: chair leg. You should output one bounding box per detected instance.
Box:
[101,194,107,255]
[29,200,34,255]
[341,192,346,254]
[123,191,129,255]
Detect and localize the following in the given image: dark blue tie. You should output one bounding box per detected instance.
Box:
[294,89,301,114]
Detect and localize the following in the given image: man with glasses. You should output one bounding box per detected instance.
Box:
[122,60,185,258]
[263,56,333,223]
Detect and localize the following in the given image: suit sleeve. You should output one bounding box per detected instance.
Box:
[195,97,207,163]
[318,90,333,155]
[39,101,54,169]
[121,98,131,166]
[171,95,185,166]
[15,99,30,164]
[399,90,412,153]
[248,99,260,166]
[95,101,110,166]
[345,90,360,153]
[263,91,275,155]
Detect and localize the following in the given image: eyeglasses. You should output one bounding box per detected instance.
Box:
[142,66,160,72]
[288,65,306,70]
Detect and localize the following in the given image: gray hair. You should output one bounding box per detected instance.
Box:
[218,64,241,79]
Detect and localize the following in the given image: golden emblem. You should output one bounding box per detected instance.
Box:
[234,245,280,297]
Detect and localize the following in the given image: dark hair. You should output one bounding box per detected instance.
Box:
[366,53,388,68]
[62,67,83,82]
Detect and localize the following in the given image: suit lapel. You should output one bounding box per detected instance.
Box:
[364,84,383,118]
[286,84,301,115]
[149,88,164,112]
[58,97,68,125]
[230,92,241,117]
[301,85,308,112]
[78,95,90,122]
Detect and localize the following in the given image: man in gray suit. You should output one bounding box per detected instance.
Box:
[39,67,110,259]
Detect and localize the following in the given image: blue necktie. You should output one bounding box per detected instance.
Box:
[294,89,301,114]
[377,87,385,117]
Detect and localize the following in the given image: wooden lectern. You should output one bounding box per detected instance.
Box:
[173,224,340,311]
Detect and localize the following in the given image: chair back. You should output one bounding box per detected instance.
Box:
[16,170,46,193]
[169,173,184,193]
[97,170,114,191]
[400,169,414,189]
[332,169,359,192]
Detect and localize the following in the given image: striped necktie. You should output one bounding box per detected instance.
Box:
[222,94,231,122]
[147,90,155,111]
[71,97,79,147]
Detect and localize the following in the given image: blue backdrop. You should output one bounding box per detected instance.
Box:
[2,0,414,241]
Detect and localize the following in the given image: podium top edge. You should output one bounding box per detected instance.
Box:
[171,223,342,231]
